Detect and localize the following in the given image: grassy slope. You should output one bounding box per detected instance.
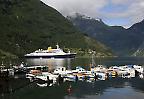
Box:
[0,0,112,58]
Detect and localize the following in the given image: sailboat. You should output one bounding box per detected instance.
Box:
[90,51,107,80]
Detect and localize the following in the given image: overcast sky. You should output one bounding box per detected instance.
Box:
[41,0,144,28]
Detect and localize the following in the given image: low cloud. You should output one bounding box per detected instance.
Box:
[41,0,108,17]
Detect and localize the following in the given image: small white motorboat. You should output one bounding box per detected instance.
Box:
[53,67,72,76]
[133,65,143,73]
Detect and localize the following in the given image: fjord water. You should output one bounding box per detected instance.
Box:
[26,57,144,70]
[1,57,144,99]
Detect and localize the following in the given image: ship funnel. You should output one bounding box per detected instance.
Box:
[56,44,59,49]
[48,47,52,51]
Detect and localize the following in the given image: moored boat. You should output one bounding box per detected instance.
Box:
[133,65,143,73]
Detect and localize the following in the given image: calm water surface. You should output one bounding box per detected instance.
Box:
[1,57,144,99]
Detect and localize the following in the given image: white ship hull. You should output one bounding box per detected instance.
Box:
[25,53,76,58]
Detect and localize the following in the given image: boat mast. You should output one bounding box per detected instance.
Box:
[91,51,96,67]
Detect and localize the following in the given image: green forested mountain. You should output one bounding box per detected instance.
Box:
[68,13,144,56]
[0,0,112,58]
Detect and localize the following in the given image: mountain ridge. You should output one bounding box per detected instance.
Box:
[67,13,144,56]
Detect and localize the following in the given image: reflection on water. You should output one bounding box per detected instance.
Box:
[26,57,144,70]
[64,78,144,99]
[26,58,72,71]
[26,58,65,66]
[1,78,144,99]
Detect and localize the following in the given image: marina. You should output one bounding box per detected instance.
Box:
[0,57,144,99]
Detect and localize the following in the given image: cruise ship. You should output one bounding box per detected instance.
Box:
[24,44,76,58]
